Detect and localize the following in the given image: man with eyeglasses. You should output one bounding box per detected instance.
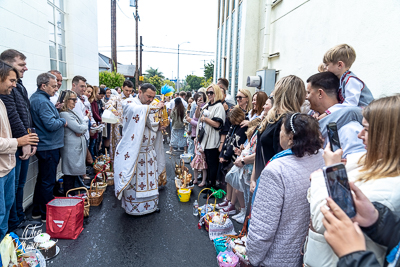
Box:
[0,49,43,233]
[30,73,67,223]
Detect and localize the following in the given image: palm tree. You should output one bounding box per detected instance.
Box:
[144,67,165,79]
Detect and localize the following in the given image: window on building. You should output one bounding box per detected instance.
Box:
[228,10,236,93]
[226,0,230,19]
[222,0,225,24]
[235,2,243,95]
[48,0,67,90]
[218,0,221,28]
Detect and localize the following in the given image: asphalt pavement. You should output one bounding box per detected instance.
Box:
[31,144,242,267]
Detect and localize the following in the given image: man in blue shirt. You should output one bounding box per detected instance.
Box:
[30,73,67,222]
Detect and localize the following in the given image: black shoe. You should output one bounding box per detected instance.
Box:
[17,219,43,230]
[155,208,161,213]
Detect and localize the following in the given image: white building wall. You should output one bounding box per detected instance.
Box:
[216,0,400,98]
[0,0,99,207]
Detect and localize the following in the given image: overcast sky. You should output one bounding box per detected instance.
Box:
[97,0,217,81]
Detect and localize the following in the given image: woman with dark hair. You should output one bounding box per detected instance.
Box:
[247,113,324,266]
[216,107,248,215]
[167,97,186,154]
[249,91,268,120]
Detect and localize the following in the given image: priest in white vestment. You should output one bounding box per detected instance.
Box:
[114,83,166,215]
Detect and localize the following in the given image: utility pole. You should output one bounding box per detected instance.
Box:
[177,41,190,92]
[177,44,180,92]
[111,0,117,72]
[135,1,139,90]
[139,36,143,85]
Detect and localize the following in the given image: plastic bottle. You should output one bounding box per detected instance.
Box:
[58,178,64,195]
[193,200,198,216]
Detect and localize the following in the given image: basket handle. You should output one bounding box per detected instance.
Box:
[91,173,101,191]
[197,187,211,206]
[66,187,89,197]
[206,191,218,211]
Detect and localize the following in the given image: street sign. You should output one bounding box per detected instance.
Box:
[170,79,177,82]
[139,76,144,81]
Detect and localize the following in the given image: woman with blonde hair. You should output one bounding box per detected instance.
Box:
[235,88,252,114]
[305,94,400,266]
[250,75,306,193]
[198,83,226,188]
[60,90,88,194]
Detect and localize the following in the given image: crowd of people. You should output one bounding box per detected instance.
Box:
[161,44,400,267]
[0,43,400,267]
[0,49,140,239]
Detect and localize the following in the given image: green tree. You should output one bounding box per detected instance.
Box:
[148,75,163,93]
[204,61,214,81]
[186,75,204,90]
[201,77,213,88]
[99,71,125,88]
[144,67,165,79]
[163,79,176,89]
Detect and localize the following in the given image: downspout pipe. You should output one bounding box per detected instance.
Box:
[262,0,273,69]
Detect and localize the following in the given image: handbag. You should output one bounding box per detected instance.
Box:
[197,122,206,143]
[46,197,84,239]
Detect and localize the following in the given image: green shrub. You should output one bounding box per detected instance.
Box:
[99,71,125,88]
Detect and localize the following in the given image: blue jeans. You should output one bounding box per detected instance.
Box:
[32,149,60,220]
[0,169,15,240]
[89,137,96,160]
[8,148,29,230]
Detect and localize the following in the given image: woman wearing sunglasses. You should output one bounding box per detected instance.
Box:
[197,84,226,188]
[59,90,89,195]
[235,89,252,115]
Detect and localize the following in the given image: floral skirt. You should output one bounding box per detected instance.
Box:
[190,153,207,170]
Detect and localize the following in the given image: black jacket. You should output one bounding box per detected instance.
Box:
[0,79,31,138]
[338,202,400,267]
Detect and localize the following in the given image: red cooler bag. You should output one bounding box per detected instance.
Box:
[46,197,84,239]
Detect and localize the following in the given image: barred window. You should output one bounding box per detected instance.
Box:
[48,0,67,90]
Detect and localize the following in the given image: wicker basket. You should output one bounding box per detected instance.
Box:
[89,178,104,206]
[225,216,251,266]
[66,187,90,217]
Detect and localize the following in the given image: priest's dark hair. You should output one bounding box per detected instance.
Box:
[140,83,156,92]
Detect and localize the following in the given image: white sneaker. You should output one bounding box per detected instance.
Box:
[232,209,246,224]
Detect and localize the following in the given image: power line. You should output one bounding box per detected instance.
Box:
[99,49,215,56]
[145,45,214,54]
[116,1,134,19]
[99,45,215,54]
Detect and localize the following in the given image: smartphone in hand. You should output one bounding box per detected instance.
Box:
[327,122,341,152]
[58,90,67,103]
[323,163,356,218]
[27,128,36,134]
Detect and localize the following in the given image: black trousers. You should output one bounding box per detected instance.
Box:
[204,148,220,187]
[32,148,60,219]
